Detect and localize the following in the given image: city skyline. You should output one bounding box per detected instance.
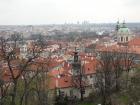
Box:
[0,0,140,25]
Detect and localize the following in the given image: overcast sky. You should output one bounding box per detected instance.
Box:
[0,0,140,25]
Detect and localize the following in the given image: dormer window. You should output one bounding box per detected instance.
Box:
[64,79,68,82]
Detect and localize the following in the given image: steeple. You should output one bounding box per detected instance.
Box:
[122,20,126,28]
[72,50,81,76]
[116,19,120,31]
[116,20,135,44]
[74,51,78,62]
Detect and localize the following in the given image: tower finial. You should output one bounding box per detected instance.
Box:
[122,19,126,28]
[117,18,119,23]
[116,19,120,31]
[123,19,125,24]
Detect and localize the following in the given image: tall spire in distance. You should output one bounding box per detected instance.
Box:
[116,19,120,31]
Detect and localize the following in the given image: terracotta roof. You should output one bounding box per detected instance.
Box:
[83,59,97,75]
[128,37,140,46]
[49,76,72,89]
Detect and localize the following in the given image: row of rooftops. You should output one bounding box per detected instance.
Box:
[1,22,140,89]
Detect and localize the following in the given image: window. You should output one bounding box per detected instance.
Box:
[82,88,85,94]
[126,37,128,42]
[60,91,64,96]
[90,75,93,78]
[121,37,123,42]
[70,90,73,96]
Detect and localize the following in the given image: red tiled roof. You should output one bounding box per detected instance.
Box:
[83,60,97,75]
[49,76,72,89]
[128,37,140,46]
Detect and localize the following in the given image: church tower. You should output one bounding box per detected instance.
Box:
[116,20,135,44]
[115,20,120,32]
[72,50,81,76]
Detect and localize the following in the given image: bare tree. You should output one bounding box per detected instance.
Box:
[121,49,136,88]
[0,33,46,105]
[17,35,50,105]
[95,51,114,105]
[110,51,123,91]
[0,78,10,105]
[94,48,136,105]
